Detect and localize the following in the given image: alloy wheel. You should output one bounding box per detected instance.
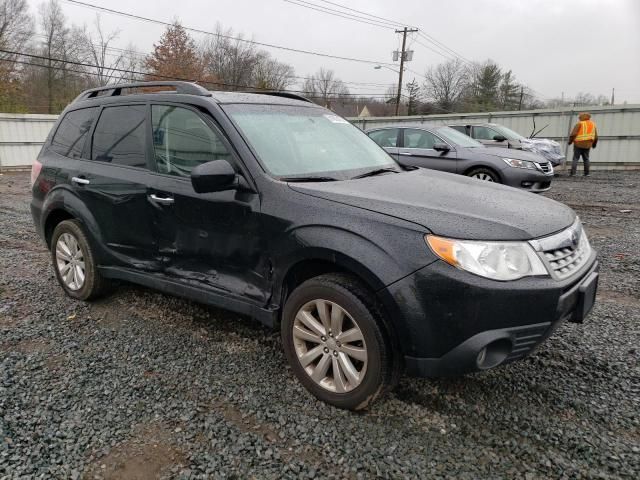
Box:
[55,232,85,291]
[471,172,495,181]
[292,299,368,393]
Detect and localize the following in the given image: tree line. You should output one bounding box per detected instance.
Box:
[0,0,612,115]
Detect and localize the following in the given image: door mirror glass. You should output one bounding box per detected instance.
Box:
[433,143,451,152]
[493,135,507,142]
[191,160,237,193]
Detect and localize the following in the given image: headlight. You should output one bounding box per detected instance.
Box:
[503,158,536,170]
[426,235,548,281]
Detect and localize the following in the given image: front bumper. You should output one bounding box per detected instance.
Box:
[378,255,598,378]
[501,168,553,193]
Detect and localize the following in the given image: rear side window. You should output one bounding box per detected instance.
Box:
[50,107,98,158]
[449,125,466,134]
[151,105,231,178]
[92,105,147,168]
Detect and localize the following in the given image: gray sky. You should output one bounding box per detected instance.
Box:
[27,0,640,103]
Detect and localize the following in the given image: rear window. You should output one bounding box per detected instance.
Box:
[50,107,98,158]
[92,105,147,168]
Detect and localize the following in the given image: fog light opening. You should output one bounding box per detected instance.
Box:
[476,339,512,370]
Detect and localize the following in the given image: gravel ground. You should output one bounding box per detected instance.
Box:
[1,171,638,479]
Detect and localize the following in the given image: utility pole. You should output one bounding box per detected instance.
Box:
[611,87,615,105]
[518,86,524,110]
[394,27,418,116]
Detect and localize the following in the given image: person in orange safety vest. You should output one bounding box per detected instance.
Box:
[568,112,598,177]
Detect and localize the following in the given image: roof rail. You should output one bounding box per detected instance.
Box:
[248,91,313,103]
[73,81,212,102]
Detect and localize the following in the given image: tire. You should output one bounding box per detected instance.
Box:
[281,273,398,410]
[51,219,109,301]
[466,167,500,183]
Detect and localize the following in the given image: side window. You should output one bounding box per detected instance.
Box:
[50,107,98,158]
[449,125,466,134]
[368,128,399,148]
[151,105,231,178]
[92,105,147,168]
[472,126,499,141]
[404,129,439,149]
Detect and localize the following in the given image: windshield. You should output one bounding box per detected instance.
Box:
[494,125,526,140]
[435,126,484,148]
[224,104,396,178]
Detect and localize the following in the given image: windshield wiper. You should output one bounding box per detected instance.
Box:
[279,175,339,182]
[351,167,400,180]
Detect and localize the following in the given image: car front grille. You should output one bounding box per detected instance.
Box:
[530,220,592,280]
[537,161,553,174]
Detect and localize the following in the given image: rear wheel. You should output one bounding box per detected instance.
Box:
[467,167,500,183]
[281,273,396,410]
[51,220,109,300]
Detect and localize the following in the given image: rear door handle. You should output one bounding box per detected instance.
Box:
[71,176,90,185]
[399,151,413,156]
[149,193,175,205]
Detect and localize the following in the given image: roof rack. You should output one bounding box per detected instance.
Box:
[73,81,212,102]
[248,91,313,103]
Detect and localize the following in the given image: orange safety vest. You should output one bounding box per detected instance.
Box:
[575,120,596,142]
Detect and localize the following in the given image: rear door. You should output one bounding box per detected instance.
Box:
[145,103,268,305]
[398,128,458,173]
[367,128,401,160]
[70,103,159,268]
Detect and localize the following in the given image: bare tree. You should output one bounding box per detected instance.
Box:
[0,0,33,110]
[422,58,467,113]
[302,68,349,107]
[252,52,294,90]
[83,15,126,85]
[200,24,259,90]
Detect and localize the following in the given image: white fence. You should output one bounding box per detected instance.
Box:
[1,105,639,169]
[0,113,57,169]
[348,104,640,169]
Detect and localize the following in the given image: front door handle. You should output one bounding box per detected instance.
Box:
[399,151,413,156]
[149,193,175,205]
[71,176,90,185]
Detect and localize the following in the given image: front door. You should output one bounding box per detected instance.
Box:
[471,125,507,148]
[145,104,268,305]
[367,128,401,161]
[399,128,458,173]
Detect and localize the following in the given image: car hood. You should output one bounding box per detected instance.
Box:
[473,146,548,163]
[289,169,575,240]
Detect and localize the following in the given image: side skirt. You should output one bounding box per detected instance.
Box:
[99,266,277,328]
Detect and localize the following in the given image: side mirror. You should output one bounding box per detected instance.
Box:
[493,135,507,142]
[191,159,238,193]
[433,143,451,152]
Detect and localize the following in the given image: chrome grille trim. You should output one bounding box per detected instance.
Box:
[529,219,592,280]
[536,161,554,175]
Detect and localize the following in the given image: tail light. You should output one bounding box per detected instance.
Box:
[30,159,43,188]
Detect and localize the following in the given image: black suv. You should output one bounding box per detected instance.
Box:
[31,82,599,410]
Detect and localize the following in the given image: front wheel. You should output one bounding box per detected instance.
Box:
[281,273,396,410]
[467,167,500,183]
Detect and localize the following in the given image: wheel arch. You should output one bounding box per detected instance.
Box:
[463,164,504,183]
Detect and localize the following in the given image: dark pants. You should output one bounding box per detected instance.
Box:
[571,146,590,175]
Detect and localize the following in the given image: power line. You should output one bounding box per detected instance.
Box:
[33,33,395,88]
[61,0,395,67]
[315,0,411,28]
[0,49,398,98]
[283,0,396,30]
